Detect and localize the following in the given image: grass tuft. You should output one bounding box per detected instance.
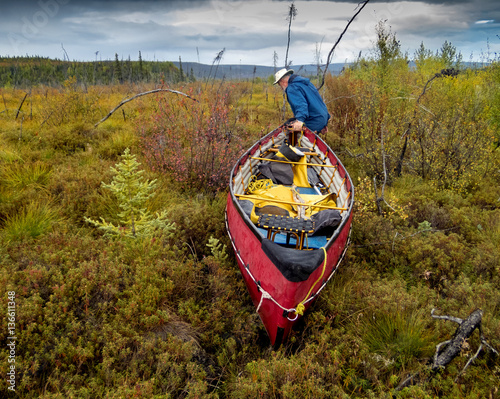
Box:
[364,309,432,373]
[1,200,61,242]
[1,161,52,190]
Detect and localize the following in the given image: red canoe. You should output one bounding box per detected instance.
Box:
[225,126,354,347]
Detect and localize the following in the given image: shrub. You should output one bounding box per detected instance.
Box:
[44,122,95,153]
[0,161,53,221]
[139,85,246,194]
[39,81,102,127]
[340,53,497,195]
[168,192,228,259]
[206,235,228,263]
[1,161,52,191]
[96,127,139,159]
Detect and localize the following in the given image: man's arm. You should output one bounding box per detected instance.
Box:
[286,86,309,124]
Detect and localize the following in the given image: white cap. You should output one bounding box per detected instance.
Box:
[273,68,294,85]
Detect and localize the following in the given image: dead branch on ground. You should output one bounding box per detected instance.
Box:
[396,308,498,391]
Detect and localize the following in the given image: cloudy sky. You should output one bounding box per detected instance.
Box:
[1,0,499,66]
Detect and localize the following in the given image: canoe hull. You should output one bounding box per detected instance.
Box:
[226,127,354,347]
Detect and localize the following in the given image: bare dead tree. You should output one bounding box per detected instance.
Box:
[317,0,371,90]
[394,72,438,177]
[396,308,498,391]
[372,126,396,215]
[208,48,225,84]
[315,38,325,83]
[94,88,198,128]
[250,66,257,100]
[1,92,8,116]
[15,92,28,120]
[284,2,297,68]
[277,3,299,122]
[395,68,460,176]
[19,115,24,141]
[61,43,70,62]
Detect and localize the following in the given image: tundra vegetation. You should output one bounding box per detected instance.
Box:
[0,35,499,398]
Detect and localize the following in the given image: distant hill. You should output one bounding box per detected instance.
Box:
[174,60,490,81]
[172,61,348,80]
[0,56,488,88]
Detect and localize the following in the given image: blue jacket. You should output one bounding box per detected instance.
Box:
[285,75,330,132]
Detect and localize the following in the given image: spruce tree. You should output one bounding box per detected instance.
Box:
[114,53,123,84]
[138,51,144,81]
[84,148,175,239]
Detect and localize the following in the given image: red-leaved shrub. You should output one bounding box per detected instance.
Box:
[139,85,246,194]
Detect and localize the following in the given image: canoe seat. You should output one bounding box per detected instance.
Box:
[257,214,315,250]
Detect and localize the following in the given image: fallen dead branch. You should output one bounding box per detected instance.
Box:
[396,308,498,391]
[94,88,198,127]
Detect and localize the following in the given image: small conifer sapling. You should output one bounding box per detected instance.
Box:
[84,148,175,238]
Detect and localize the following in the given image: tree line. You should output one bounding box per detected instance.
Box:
[0,53,196,88]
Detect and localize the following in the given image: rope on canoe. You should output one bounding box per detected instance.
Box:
[254,232,350,321]
[225,210,351,322]
[256,288,291,314]
[247,175,274,193]
[295,247,327,316]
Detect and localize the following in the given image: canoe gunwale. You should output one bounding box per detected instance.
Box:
[228,126,354,253]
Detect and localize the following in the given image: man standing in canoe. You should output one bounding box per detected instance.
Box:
[274,68,330,134]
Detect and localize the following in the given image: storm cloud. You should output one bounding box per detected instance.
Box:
[1,0,498,65]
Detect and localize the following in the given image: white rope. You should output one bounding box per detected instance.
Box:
[256,290,272,313]
[225,210,352,321]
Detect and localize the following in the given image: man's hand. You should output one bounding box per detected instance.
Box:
[289,120,304,131]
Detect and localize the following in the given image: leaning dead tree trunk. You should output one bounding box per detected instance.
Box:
[94,88,198,127]
[16,92,28,120]
[284,2,297,68]
[317,0,370,90]
[397,308,498,391]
